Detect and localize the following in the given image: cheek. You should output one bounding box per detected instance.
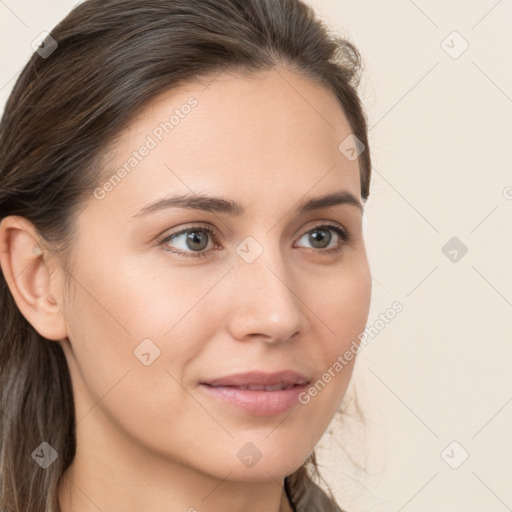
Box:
[62,277,201,461]
[61,253,212,427]
[317,256,372,354]
[61,262,168,413]
[300,259,371,416]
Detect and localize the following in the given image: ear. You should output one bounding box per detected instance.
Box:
[0,216,68,341]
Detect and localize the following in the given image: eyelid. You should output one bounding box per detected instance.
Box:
[160,222,221,240]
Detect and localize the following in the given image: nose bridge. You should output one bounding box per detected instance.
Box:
[226,235,307,342]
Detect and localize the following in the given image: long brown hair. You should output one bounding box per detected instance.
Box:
[0,1,371,510]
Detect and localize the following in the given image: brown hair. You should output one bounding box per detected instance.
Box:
[0,0,371,510]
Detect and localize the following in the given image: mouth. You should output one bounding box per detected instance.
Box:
[202,382,302,391]
[200,370,311,388]
[199,370,311,416]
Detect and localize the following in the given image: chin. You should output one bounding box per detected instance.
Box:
[185,442,309,483]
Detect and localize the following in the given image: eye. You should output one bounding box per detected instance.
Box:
[294,223,350,254]
[157,222,350,259]
[157,223,217,259]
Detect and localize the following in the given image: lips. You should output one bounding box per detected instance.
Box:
[201,370,311,389]
[199,370,312,416]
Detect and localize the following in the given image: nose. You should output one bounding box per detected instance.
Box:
[226,246,309,344]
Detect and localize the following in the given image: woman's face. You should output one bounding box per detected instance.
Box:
[58,66,371,482]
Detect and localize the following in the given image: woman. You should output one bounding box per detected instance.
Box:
[0,0,372,510]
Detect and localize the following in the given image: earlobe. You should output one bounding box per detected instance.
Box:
[0,216,68,341]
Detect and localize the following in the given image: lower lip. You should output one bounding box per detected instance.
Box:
[199,383,309,416]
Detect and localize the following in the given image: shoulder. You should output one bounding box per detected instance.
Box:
[287,477,345,512]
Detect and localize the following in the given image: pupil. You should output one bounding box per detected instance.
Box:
[311,229,331,248]
[187,231,208,251]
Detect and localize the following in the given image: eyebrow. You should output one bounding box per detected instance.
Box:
[131,190,363,218]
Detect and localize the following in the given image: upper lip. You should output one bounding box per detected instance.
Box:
[201,370,311,387]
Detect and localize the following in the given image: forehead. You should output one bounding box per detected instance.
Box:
[93,66,361,218]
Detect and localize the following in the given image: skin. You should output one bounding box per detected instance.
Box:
[0,66,371,512]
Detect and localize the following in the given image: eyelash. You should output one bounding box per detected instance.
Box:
[156,222,351,259]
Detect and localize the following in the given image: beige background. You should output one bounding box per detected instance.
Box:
[1,1,511,510]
